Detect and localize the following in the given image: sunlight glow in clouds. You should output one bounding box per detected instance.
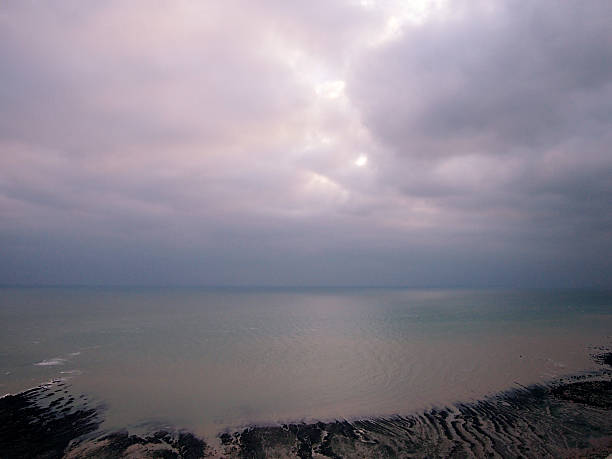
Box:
[315,80,346,99]
[354,155,368,167]
[365,0,449,44]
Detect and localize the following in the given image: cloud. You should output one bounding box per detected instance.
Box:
[351,1,612,154]
[0,0,611,286]
[346,0,612,283]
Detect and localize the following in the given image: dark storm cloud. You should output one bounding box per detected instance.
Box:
[0,0,611,286]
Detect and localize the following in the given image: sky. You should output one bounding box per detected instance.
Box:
[1,0,611,287]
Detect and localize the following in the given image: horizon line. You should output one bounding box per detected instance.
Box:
[0,284,609,290]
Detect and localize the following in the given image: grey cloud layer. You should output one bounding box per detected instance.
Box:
[348,0,612,284]
[1,0,611,286]
[351,1,612,154]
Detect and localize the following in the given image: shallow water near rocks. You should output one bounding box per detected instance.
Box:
[1,287,611,437]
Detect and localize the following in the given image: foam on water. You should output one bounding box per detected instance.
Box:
[34,358,67,366]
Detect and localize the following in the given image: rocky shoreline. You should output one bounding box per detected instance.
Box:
[2,354,612,458]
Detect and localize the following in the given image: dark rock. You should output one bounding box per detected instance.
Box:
[0,382,100,459]
[552,380,612,409]
[176,432,207,459]
[595,352,612,367]
[220,432,233,445]
[237,428,265,458]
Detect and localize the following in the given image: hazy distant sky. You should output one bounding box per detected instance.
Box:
[1,0,611,287]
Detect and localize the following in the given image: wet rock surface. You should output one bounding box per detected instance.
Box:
[64,429,209,458]
[2,371,612,458]
[0,380,100,459]
[552,380,612,410]
[220,374,612,458]
[594,351,612,367]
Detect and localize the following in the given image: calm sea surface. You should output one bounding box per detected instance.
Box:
[1,287,611,436]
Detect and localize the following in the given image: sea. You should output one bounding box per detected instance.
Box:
[1,287,611,437]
